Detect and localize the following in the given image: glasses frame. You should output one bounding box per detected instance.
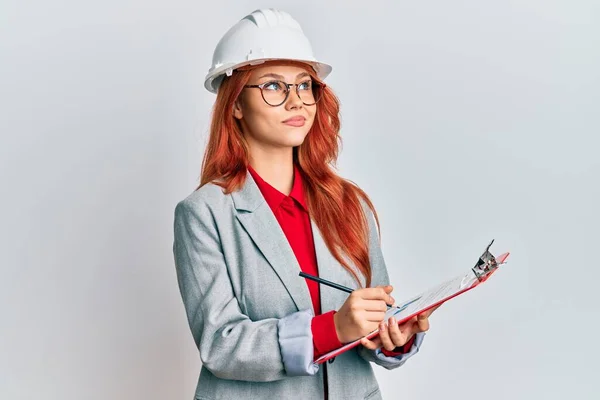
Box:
[243,79,326,107]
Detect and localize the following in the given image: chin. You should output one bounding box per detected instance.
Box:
[261,128,309,148]
[282,129,309,145]
[290,132,309,146]
[278,138,306,148]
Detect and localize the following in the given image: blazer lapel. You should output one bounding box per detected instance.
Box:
[232,170,314,313]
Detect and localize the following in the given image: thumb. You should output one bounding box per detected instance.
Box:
[417,314,430,331]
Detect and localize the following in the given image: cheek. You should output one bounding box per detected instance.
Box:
[243,106,281,136]
[304,108,317,130]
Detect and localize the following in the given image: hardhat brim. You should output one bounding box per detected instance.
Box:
[204,58,332,94]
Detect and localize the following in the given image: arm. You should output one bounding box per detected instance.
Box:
[173,199,319,382]
[354,198,426,370]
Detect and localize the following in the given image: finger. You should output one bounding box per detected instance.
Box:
[360,287,394,304]
[387,316,409,347]
[416,314,430,332]
[375,284,394,294]
[360,336,382,351]
[362,299,389,312]
[364,310,387,322]
[378,320,396,351]
[398,315,417,333]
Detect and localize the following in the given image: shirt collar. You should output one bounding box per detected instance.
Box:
[247,164,308,212]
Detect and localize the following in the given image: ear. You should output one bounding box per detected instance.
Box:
[233,98,243,120]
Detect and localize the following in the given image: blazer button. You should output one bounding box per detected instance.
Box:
[328,357,336,364]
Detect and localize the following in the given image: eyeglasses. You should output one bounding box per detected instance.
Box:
[243,79,326,107]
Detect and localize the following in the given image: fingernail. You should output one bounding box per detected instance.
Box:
[390,317,396,324]
[380,321,386,330]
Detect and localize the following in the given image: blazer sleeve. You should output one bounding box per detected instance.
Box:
[354,198,426,370]
[173,199,319,382]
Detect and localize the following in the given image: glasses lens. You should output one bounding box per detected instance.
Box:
[259,80,324,106]
[261,81,287,106]
[297,80,322,105]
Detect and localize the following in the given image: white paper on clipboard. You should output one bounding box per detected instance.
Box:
[314,242,510,364]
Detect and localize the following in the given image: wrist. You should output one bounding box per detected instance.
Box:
[333,311,345,344]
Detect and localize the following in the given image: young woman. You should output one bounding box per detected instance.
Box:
[173,8,439,400]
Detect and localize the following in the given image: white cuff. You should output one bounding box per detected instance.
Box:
[277,309,320,376]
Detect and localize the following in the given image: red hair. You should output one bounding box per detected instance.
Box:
[197,61,381,288]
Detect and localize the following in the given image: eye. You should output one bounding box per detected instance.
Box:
[263,81,283,91]
[298,80,312,91]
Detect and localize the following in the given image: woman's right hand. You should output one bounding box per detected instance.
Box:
[333,285,395,344]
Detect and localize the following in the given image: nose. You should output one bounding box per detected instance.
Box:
[285,85,303,110]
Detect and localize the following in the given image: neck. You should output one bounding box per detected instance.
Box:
[249,150,295,196]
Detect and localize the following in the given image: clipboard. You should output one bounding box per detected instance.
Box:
[314,239,510,365]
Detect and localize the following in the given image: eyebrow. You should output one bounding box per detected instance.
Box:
[257,72,311,80]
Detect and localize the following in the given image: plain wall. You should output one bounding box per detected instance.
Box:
[1,1,598,399]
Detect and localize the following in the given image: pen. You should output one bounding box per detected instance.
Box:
[299,271,394,309]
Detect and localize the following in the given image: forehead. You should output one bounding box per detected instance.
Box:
[248,62,313,81]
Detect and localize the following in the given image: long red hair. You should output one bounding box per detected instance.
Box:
[197,61,381,288]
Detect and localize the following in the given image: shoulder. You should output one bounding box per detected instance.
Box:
[174,182,232,219]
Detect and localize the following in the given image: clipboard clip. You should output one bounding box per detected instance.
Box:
[471,239,500,281]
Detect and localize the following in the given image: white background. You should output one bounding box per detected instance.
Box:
[1,1,598,399]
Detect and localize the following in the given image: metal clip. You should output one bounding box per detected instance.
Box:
[471,239,499,281]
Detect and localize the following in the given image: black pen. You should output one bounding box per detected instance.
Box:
[299,272,395,309]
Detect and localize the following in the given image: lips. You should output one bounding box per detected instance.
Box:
[283,116,306,127]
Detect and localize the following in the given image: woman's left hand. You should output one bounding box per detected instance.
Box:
[360,303,442,352]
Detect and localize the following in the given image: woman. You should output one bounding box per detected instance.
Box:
[173,8,438,400]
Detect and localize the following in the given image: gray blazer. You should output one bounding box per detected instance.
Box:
[173,169,425,400]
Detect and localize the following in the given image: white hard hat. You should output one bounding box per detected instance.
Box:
[204,8,333,93]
